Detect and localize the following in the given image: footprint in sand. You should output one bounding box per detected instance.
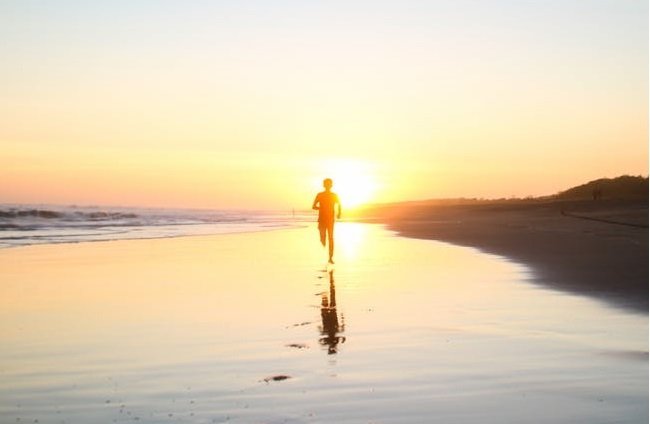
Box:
[285,343,309,349]
[261,375,291,383]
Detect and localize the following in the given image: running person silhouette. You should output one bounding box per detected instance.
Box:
[312,178,342,263]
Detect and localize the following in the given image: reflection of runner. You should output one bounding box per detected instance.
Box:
[319,270,345,355]
[312,178,342,264]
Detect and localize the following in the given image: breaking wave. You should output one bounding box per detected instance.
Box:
[0,205,307,249]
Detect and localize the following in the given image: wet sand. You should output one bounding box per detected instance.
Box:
[0,224,647,423]
[360,199,648,313]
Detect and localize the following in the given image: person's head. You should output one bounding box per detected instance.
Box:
[323,178,333,190]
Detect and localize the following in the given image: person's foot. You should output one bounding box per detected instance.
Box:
[328,258,334,264]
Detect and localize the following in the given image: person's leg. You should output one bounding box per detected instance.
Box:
[318,222,326,247]
[327,223,334,262]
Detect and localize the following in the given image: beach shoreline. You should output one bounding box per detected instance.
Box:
[1,222,647,423]
[358,199,649,313]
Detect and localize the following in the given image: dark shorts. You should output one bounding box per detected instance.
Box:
[318,220,334,231]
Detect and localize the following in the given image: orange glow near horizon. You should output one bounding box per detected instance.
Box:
[0,2,647,210]
[312,159,379,209]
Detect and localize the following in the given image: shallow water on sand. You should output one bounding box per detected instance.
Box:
[0,223,647,423]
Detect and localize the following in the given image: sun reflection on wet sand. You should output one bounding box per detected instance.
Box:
[335,222,369,261]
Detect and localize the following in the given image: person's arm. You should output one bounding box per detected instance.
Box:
[336,195,342,219]
[312,194,320,210]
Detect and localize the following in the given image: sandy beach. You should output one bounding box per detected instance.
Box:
[359,199,649,313]
[0,224,647,423]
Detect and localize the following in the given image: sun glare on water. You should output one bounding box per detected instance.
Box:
[318,159,379,209]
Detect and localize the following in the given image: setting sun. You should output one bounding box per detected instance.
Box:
[316,159,379,209]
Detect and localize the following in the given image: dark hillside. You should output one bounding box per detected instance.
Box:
[555,175,648,200]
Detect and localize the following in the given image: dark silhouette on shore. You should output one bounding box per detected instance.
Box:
[319,270,345,355]
[312,178,342,263]
[592,187,603,200]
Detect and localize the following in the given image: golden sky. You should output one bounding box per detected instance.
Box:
[0,1,647,210]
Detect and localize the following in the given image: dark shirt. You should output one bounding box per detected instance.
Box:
[313,191,340,224]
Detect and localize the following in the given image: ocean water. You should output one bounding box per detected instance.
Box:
[0,224,646,423]
[0,204,304,249]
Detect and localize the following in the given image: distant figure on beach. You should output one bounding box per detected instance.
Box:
[312,178,342,263]
[592,187,603,200]
[319,270,345,354]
